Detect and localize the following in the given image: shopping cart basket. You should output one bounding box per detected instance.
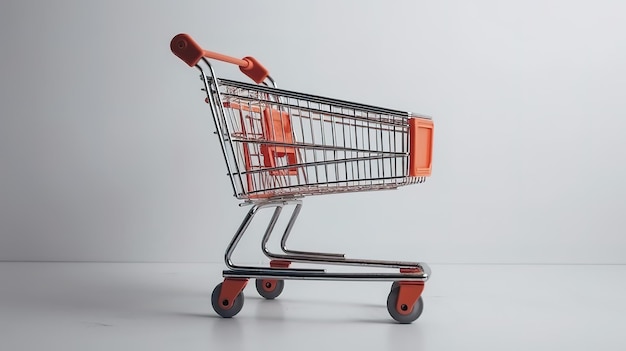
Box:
[170,34,434,323]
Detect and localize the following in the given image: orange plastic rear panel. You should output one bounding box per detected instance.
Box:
[408,117,434,177]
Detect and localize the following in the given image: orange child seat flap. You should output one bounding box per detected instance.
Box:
[261,108,298,175]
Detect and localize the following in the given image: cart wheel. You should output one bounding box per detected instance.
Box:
[211,283,244,318]
[391,281,400,291]
[386,286,424,324]
[255,279,284,300]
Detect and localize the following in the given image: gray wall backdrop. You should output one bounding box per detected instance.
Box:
[1,0,625,263]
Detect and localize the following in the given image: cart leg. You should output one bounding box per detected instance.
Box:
[224,203,262,270]
[224,200,324,273]
[279,203,345,258]
[259,202,429,275]
[259,202,345,260]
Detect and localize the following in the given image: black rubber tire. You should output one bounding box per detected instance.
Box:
[211,283,245,318]
[255,279,285,300]
[386,286,424,324]
[391,281,400,291]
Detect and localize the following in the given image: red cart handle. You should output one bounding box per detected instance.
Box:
[170,33,269,84]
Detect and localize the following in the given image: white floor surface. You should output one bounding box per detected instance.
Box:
[1,263,625,350]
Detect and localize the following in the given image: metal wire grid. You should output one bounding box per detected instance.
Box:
[206,77,426,200]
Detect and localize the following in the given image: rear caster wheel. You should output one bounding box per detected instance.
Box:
[255,279,284,299]
[211,282,244,318]
[386,286,424,324]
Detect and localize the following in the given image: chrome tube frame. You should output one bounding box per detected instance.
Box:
[222,198,430,282]
[197,58,250,198]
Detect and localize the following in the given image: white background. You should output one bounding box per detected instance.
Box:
[1,0,625,264]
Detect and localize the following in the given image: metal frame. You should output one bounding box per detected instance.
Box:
[195,58,429,286]
[222,199,429,282]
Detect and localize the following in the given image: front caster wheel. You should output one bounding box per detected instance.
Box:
[386,286,424,324]
[211,283,244,318]
[391,281,400,291]
[255,279,284,299]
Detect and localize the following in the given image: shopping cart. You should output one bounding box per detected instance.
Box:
[170,33,434,323]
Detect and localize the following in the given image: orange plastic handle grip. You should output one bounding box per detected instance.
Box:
[170,33,269,84]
